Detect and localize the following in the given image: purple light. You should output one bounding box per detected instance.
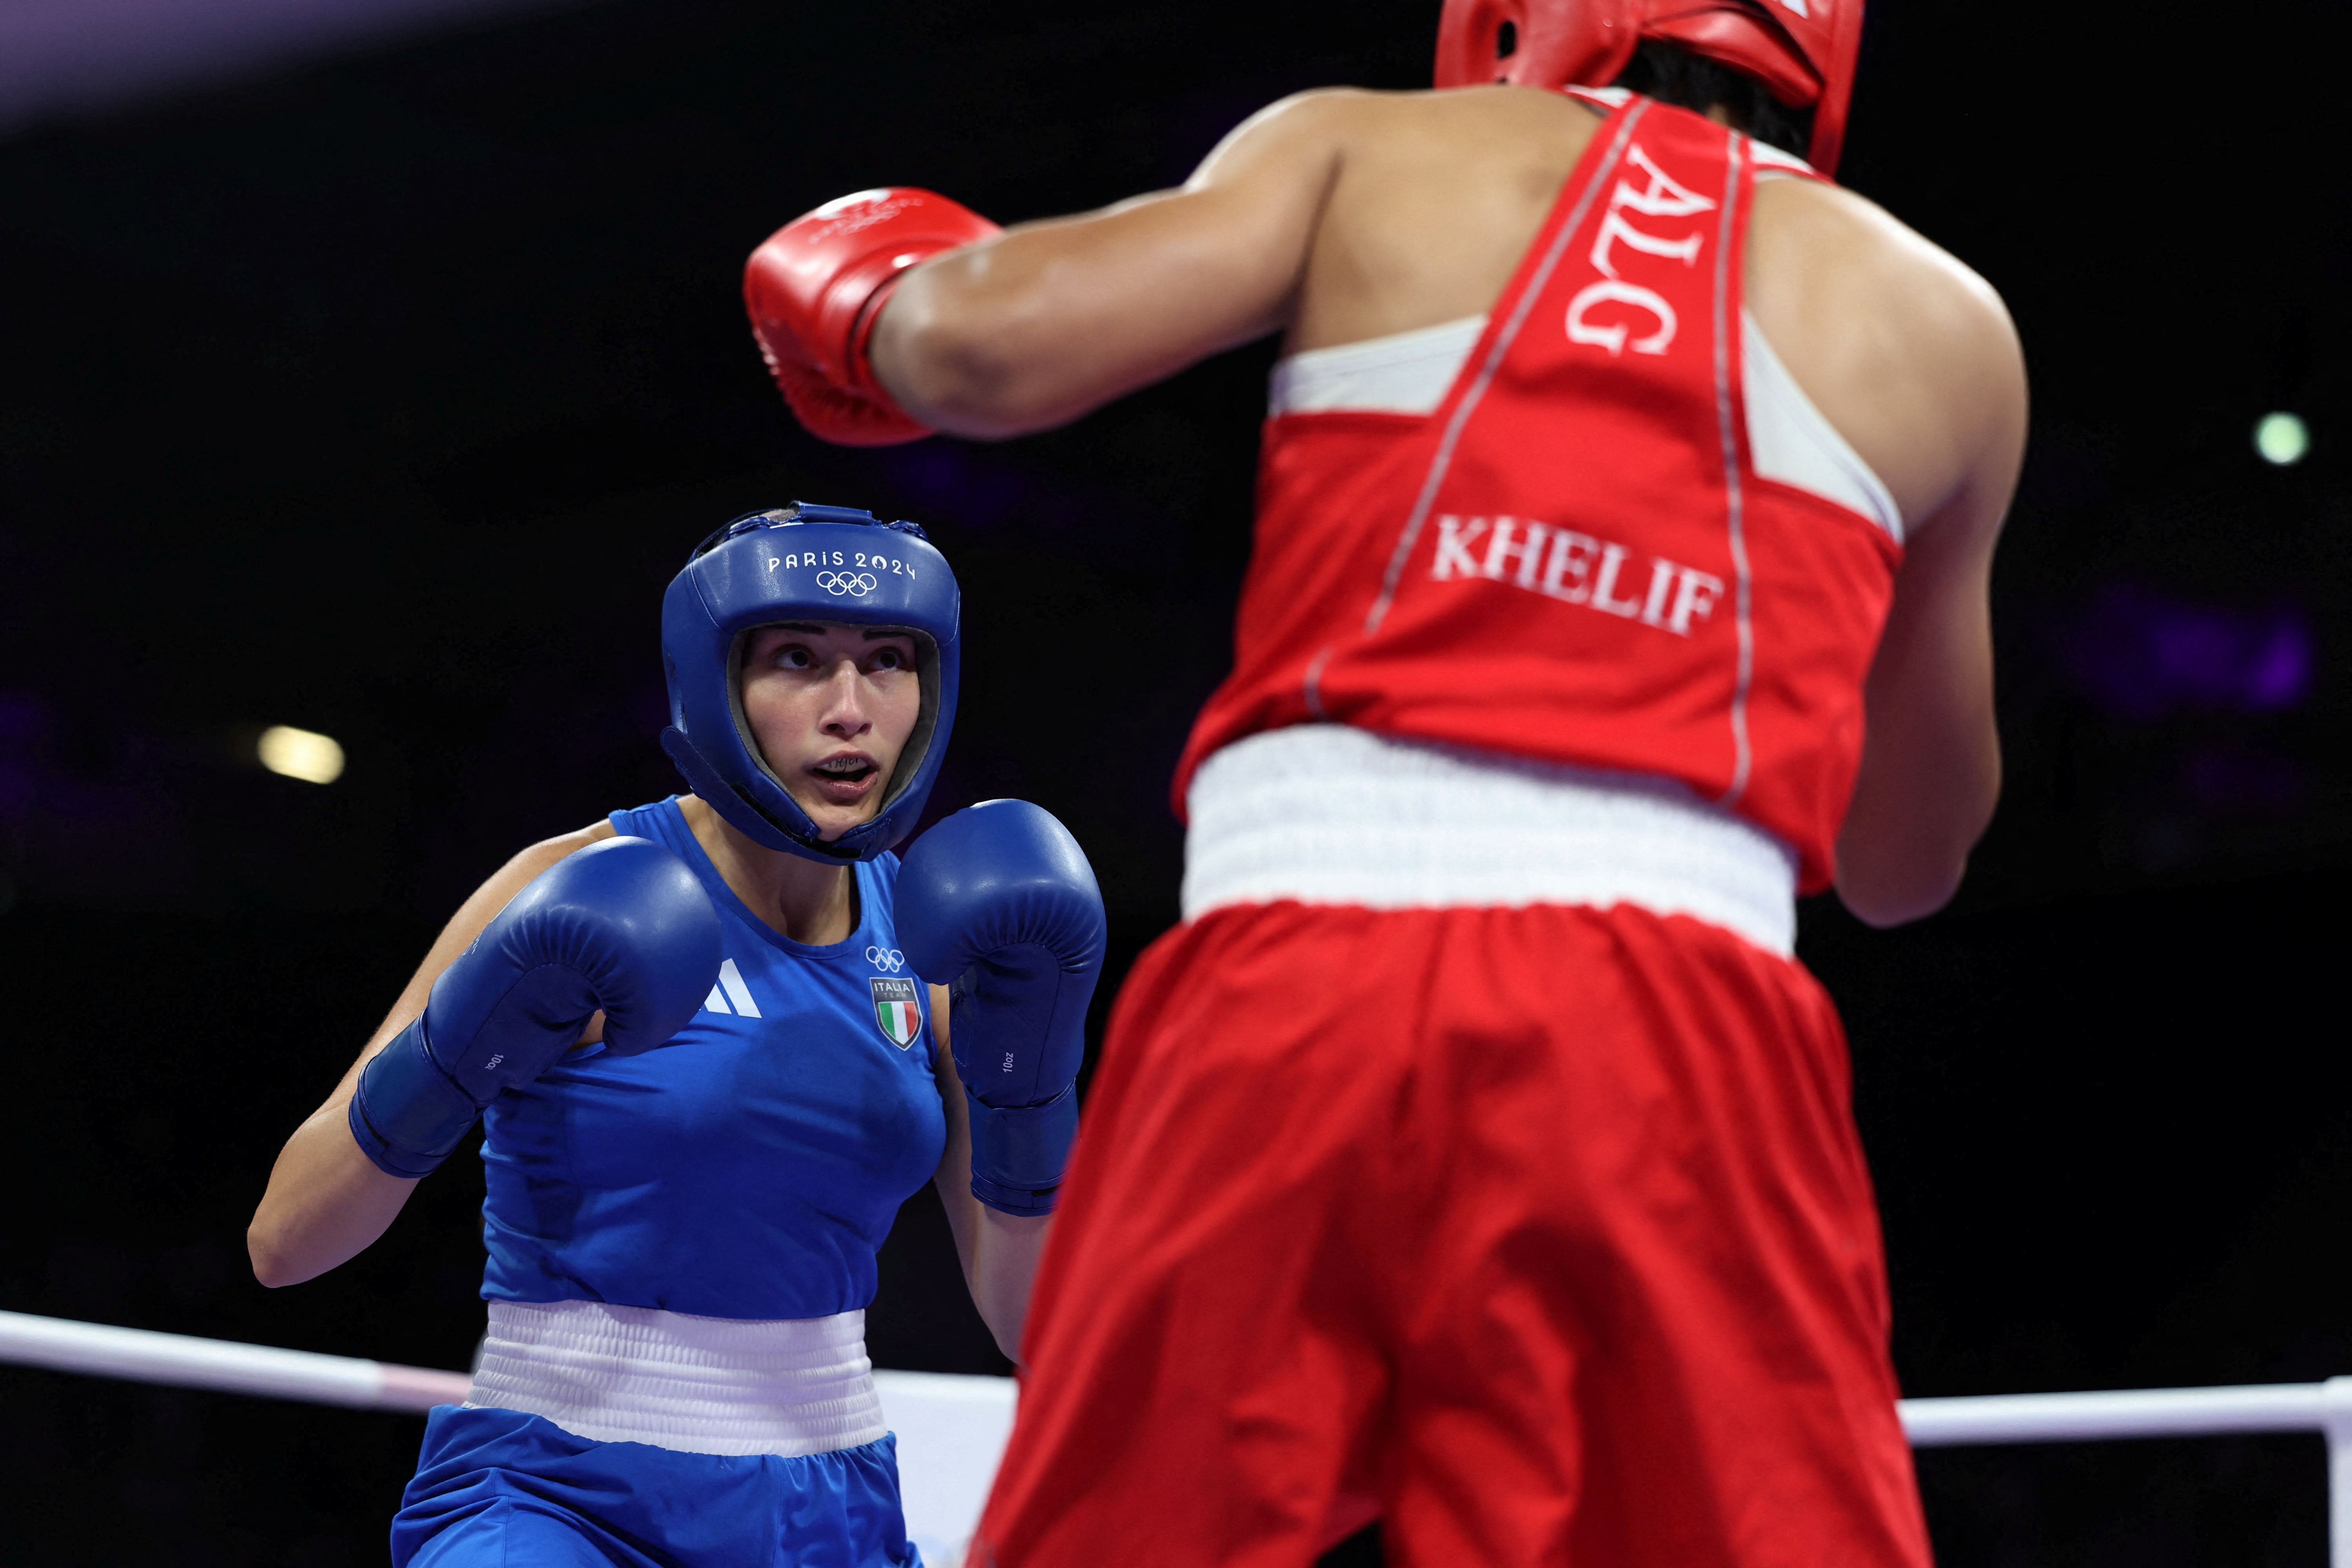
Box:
[0,0,587,137]
[0,691,52,745]
[2060,584,2314,719]
[881,444,1031,529]
[0,693,53,817]
[2241,623,2313,709]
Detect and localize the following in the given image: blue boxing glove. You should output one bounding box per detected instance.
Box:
[896,801,1106,1216]
[348,836,721,1178]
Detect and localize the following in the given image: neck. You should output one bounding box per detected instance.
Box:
[678,794,860,946]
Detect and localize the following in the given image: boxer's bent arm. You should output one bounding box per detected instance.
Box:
[871,93,1354,437]
[246,822,617,1287]
[929,991,1053,1361]
[1834,294,2026,927]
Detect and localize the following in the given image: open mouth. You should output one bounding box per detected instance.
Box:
[809,754,880,788]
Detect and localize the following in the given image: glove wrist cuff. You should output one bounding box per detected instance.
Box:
[347,1020,482,1179]
[965,1085,1078,1216]
[831,266,931,439]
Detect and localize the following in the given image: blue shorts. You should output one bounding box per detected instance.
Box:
[393,1405,920,1568]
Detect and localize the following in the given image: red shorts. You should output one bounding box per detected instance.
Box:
[976,900,1930,1568]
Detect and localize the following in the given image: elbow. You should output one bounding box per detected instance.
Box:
[874,278,1066,439]
[246,1223,307,1290]
[1834,835,1975,927]
[1837,865,1964,928]
[984,1303,1028,1365]
[247,1235,290,1290]
[1835,775,1997,927]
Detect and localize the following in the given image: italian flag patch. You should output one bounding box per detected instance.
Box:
[870,975,923,1050]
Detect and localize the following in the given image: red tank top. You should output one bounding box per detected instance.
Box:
[1173,93,1900,892]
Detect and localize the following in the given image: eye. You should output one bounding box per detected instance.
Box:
[773,644,817,670]
[870,645,913,672]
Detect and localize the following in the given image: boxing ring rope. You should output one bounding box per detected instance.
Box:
[0,1308,472,1411]
[5,1308,2350,1563]
[0,1308,1010,1565]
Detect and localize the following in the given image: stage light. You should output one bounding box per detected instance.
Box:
[2254,411,2308,466]
[258,724,345,784]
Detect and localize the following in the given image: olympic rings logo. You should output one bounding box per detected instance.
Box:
[866,946,906,972]
[817,571,879,597]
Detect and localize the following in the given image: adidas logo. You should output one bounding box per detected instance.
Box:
[701,958,762,1019]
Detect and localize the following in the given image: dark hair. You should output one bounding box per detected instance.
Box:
[1608,40,1815,160]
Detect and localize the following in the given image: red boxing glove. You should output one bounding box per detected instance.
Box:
[744,187,1002,447]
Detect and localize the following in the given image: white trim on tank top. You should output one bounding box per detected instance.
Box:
[1266,307,1904,543]
[464,1299,888,1458]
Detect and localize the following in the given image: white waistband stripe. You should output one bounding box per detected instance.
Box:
[465,1299,887,1458]
[1181,726,1798,955]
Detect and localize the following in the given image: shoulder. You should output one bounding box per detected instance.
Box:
[1184,89,1372,190]
[1210,87,1381,145]
[379,816,623,1042]
[1749,177,2025,508]
[1755,179,2023,400]
[495,819,619,889]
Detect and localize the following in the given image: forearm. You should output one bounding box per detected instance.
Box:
[870,196,1287,437]
[960,1201,1054,1361]
[928,1041,1060,1361]
[933,1067,1056,1360]
[871,98,1347,437]
[1835,718,1999,926]
[1835,586,2000,924]
[248,1097,419,1287]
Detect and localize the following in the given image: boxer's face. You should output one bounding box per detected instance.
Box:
[739,621,922,841]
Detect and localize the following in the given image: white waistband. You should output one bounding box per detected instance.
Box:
[1181,725,1798,955]
[465,1299,887,1458]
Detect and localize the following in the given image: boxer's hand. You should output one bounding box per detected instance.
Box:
[347,837,721,1178]
[897,801,1106,1215]
[744,187,1003,447]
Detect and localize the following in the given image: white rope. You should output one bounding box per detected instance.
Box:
[1902,1376,2352,1446]
[0,1308,468,1411]
[6,1310,2350,1565]
[9,1306,2352,1445]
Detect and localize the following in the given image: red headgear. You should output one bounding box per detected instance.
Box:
[1433,0,1864,175]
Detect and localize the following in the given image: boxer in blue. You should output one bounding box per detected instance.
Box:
[247,503,1105,1567]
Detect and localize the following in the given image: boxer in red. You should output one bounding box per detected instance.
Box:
[743,2,2024,1562]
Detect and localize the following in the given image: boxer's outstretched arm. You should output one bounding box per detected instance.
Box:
[870,94,1351,437]
[247,824,615,1286]
[1832,279,2025,927]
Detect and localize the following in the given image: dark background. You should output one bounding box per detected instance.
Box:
[1,0,2346,1562]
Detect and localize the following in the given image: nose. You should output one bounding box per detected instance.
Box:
[818,657,873,737]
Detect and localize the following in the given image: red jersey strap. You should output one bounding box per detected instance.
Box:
[1343,93,1661,654]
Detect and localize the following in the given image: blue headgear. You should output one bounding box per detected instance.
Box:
[660,503,961,863]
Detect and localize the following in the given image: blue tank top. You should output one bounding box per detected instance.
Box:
[477,797,947,1320]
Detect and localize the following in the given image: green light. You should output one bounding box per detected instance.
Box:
[2255,411,2309,466]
